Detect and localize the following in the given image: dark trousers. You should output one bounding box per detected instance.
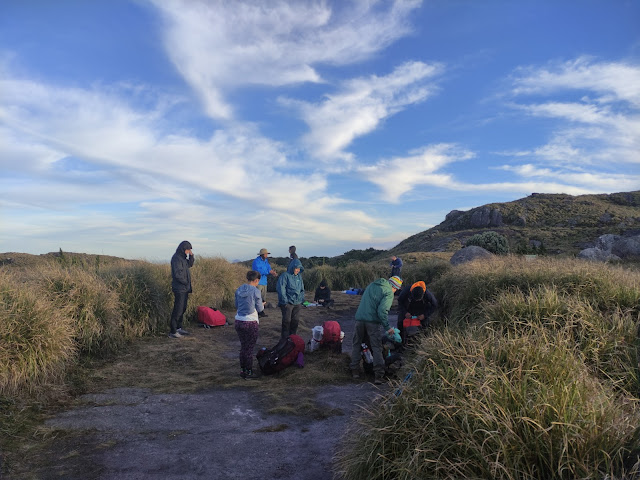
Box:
[280,303,301,338]
[235,320,259,370]
[170,291,189,333]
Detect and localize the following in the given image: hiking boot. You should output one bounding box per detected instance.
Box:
[351,369,361,379]
[258,311,268,318]
[374,376,385,385]
[168,332,182,338]
[176,328,190,335]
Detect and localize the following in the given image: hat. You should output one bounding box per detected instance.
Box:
[258,248,270,255]
[388,276,403,290]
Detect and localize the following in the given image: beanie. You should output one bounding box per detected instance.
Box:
[388,276,403,289]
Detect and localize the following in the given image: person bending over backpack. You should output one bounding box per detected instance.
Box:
[234,270,265,379]
[350,276,402,385]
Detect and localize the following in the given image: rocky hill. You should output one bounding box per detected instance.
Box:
[389,191,640,257]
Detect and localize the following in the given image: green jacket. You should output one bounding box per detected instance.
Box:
[354,278,394,331]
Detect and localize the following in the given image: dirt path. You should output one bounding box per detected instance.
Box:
[12,294,400,480]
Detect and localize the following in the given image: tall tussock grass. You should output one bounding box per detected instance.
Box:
[0,256,246,402]
[337,257,640,480]
[0,270,75,397]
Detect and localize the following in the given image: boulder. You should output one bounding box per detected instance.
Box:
[611,236,640,258]
[450,246,494,266]
[577,248,621,262]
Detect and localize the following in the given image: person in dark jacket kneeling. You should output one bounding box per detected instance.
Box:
[314,279,334,308]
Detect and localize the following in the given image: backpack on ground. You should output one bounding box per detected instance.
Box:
[257,334,305,375]
[197,306,227,328]
[319,320,343,353]
[402,316,421,337]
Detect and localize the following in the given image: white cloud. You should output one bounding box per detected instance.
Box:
[358,144,473,202]
[149,0,422,119]
[508,57,640,167]
[0,72,391,259]
[285,61,442,160]
[511,56,640,107]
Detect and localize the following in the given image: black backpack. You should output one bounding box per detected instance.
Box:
[256,334,305,375]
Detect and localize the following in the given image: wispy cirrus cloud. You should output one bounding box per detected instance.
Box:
[0,72,384,256]
[149,0,422,119]
[505,57,640,167]
[283,61,443,161]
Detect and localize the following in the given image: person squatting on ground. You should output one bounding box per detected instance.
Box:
[234,270,265,379]
[350,275,403,384]
[397,280,438,345]
[251,248,278,317]
[276,258,305,339]
[314,279,334,308]
[168,241,194,338]
[390,255,403,277]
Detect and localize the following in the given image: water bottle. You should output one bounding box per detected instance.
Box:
[361,343,373,363]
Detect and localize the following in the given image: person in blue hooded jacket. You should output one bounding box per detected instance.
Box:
[276,258,304,339]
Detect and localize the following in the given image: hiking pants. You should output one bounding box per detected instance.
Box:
[235,320,259,370]
[280,303,301,338]
[170,291,189,333]
[350,321,384,377]
[258,284,267,303]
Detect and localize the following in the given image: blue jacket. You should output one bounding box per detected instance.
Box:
[276,259,305,305]
[252,256,272,286]
[390,257,403,277]
[235,283,264,316]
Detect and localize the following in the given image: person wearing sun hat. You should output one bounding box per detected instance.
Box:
[251,248,278,313]
[349,275,403,384]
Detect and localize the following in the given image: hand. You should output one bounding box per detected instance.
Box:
[387,328,395,335]
[418,314,425,321]
[404,313,411,319]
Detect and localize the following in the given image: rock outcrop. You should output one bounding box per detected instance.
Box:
[450,246,494,266]
[578,234,640,262]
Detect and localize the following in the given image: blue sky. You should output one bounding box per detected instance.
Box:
[1,0,639,262]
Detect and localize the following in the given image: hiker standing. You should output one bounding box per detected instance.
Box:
[251,248,277,316]
[350,276,402,384]
[234,270,265,379]
[289,245,298,262]
[276,258,304,339]
[168,241,194,338]
[390,255,403,277]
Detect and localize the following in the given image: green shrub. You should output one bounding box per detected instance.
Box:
[466,230,509,254]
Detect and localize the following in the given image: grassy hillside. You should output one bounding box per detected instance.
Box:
[390,190,640,256]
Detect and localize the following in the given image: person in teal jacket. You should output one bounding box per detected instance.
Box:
[350,276,402,384]
[276,258,304,339]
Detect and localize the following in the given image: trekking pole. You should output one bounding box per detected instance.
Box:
[394,369,415,397]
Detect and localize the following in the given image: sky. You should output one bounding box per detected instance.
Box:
[1,0,639,262]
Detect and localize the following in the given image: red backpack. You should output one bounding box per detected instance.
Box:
[320,320,342,352]
[197,306,227,328]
